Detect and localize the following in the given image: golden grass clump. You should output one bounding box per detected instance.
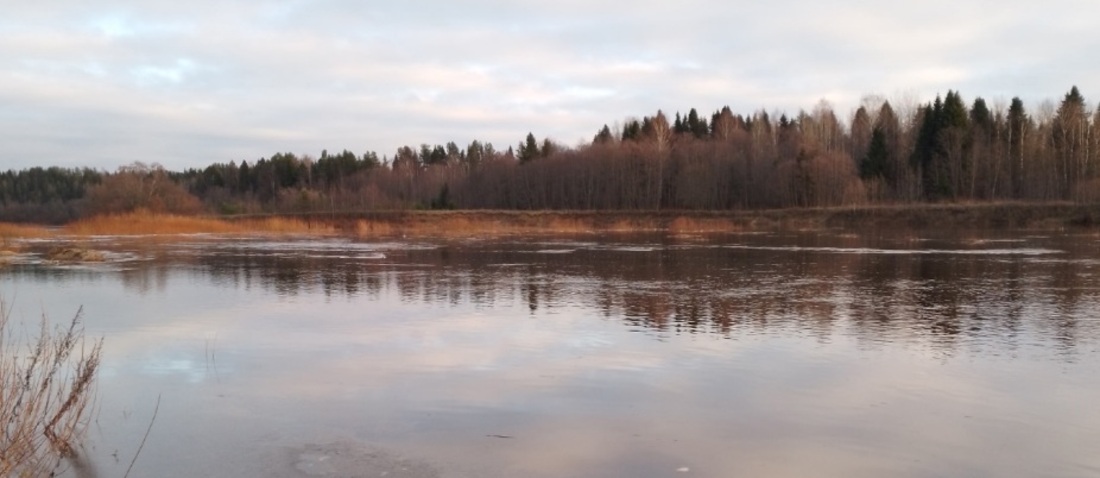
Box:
[1,223,49,257]
[0,223,49,240]
[65,211,334,236]
[1,300,102,477]
[236,216,334,234]
[45,247,106,262]
[66,211,242,235]
[353,219,394,237]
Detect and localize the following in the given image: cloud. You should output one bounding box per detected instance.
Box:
[1,1,1098,170]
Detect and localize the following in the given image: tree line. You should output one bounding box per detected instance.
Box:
[2,86,1099,223]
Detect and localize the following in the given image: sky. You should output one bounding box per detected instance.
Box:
[2,0,1098,171]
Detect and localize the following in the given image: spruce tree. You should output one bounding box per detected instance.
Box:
[518,133,540,163]
[860,128,889,180]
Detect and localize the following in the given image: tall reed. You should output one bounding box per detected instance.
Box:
[65,211,331,236]
[0,300,102,477]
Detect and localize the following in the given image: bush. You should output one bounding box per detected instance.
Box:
[0,300,101,477]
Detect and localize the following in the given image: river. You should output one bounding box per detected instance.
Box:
[3,230,1099,477]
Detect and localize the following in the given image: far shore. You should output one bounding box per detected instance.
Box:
[2,202,1100,240]
[262,202,1100,236]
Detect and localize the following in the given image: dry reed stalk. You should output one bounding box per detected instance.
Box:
[238,216,332,234]
[0,223,49,240]
[0,300,102,477]
[66,212,331,236]
[66,211,242,235]
[1,224,50,256]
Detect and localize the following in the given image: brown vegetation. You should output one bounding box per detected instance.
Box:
[161,87,1100,214]
[4,87,1100,223]
[45,247,106,262]
[1,223,48,256]
[82,163,201,217]
[293,203,1100,238]
[64,211,333,236]
[0,301,102,477]
[0,223,49,240]
[7,203,1099,240]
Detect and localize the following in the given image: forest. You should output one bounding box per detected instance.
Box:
[2,86,1099,224]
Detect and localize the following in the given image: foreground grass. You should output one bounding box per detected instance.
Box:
[0,300,102,477]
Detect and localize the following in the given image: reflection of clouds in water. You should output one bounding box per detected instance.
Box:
[9,233,1100,359]
[722,244,1063,255]
[140,356,207,383]
[7,233,1100,476]
[171,238,439,254]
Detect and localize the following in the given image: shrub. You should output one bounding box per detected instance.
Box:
[0,301,101,477]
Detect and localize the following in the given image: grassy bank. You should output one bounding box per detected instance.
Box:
[62,211,332,236]
[2,203,1099,239]
[272,202,1100,237]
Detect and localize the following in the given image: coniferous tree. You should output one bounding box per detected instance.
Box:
[850,107,873,167]
[594,125,614,144]
[622,120,643,141]
[687,108,709,138]
[519,133,541,163]
[541,138,557,158]
[1053,86,1090,196]
[860,128,889,180]
[1007,97,1028,198]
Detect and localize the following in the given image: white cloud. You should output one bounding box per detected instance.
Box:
[1,1,1098,170]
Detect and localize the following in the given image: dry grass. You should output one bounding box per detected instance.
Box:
[64,211,332,236]
[66,211,242,235]
[45,247,106,262]
[235,216,335,234]
[1,300,102,477]
[0,223,49,240]
[1,223,49,256]
[347,211,768,237]
[23,203,1100,239]
[340,203,1100,237]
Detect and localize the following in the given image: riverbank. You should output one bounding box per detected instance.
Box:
[1,203,1098,240]
[241,202,1100,236]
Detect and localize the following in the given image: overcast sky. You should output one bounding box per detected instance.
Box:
[2,1,1097,171]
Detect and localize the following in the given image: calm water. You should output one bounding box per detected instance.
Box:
[3,230,1100,477]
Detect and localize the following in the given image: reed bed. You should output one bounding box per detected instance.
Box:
[65,211,332,236]
[1,223,49,257]
[25,202,1100,240]
[65,211,242,235]
[347,210,760,237]
[0,300,102,477]
[235,216,335,234]
[341,203,1100,237]
[0,223,49,240]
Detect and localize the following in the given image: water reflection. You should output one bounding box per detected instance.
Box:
[6,233,1080,359]
[4,231,1100,477]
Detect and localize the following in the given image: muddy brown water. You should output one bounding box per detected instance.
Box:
[3,230,1100,477]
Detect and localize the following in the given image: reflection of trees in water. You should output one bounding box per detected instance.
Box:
[181,242,1100,356]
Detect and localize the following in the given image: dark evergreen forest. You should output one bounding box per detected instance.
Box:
[3,87,1099,223]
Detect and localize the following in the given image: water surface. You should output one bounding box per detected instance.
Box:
[3,230,1100,477]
